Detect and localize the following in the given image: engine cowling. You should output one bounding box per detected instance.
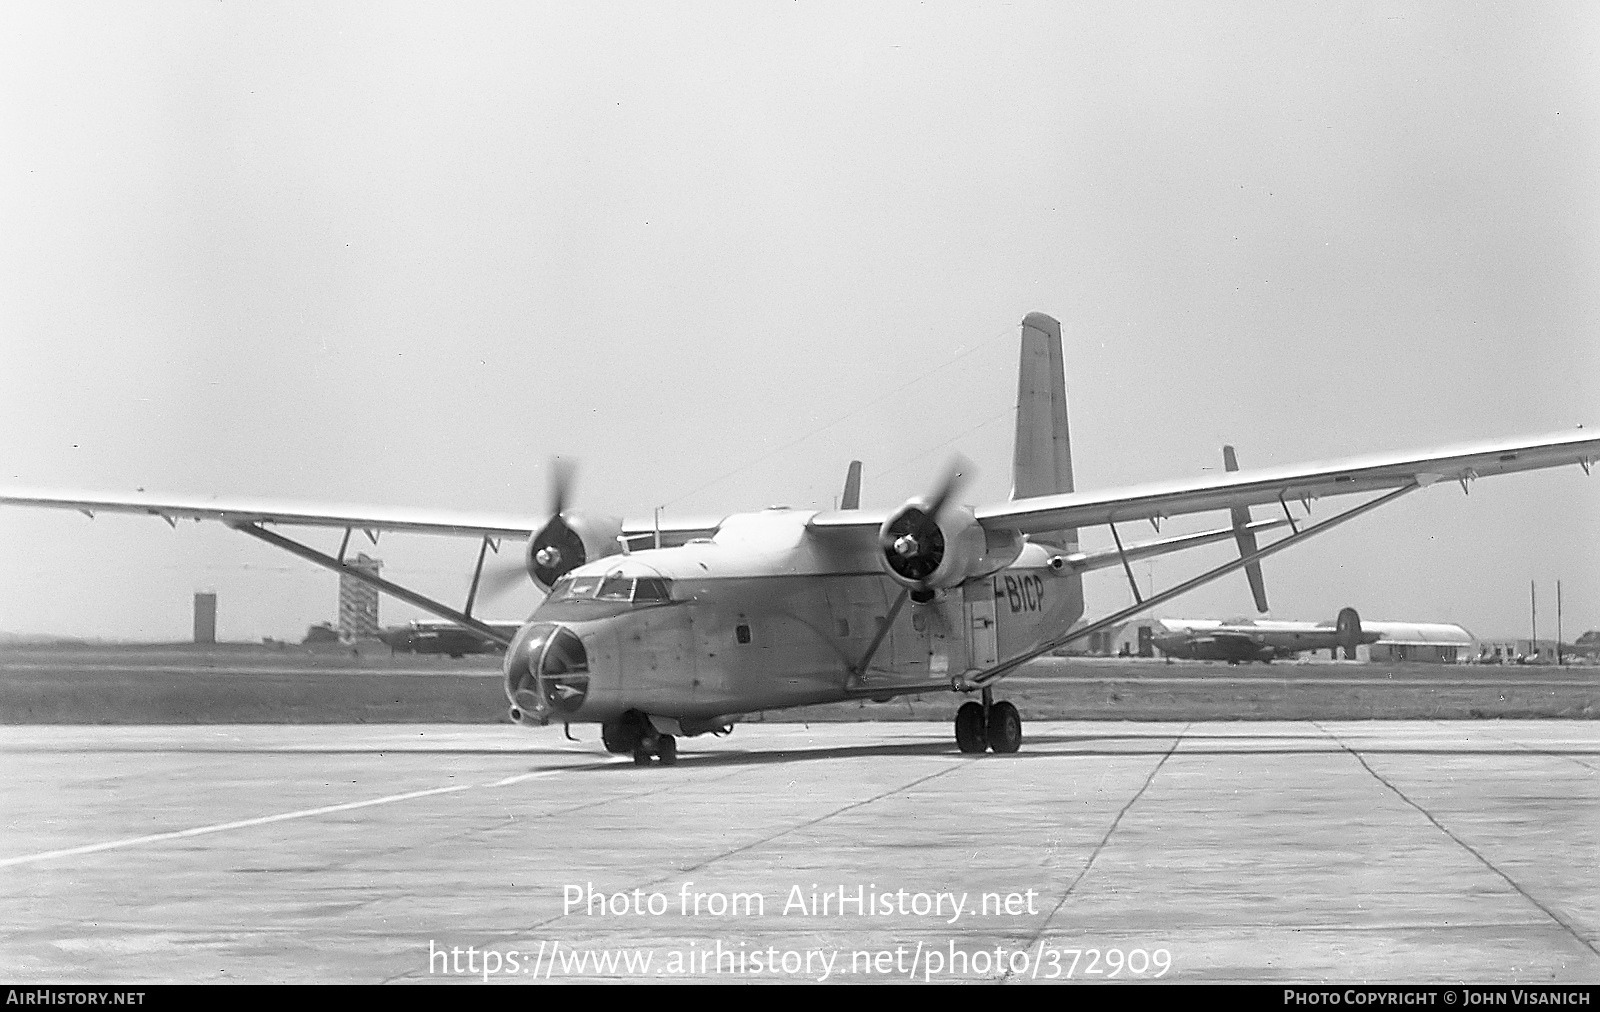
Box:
[878,500,1023,591]
[526,513,625,591]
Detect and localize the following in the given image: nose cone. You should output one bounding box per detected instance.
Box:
[504,622,590,717]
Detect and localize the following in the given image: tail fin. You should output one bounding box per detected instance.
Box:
[1336,607,1362,660]
[1012,312,1076,548]
[839,460,862,510]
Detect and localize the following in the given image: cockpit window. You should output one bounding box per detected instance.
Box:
[547,573,674,606]
[633,577,671,603]
[597,575,634,601]
[566,576,602,598]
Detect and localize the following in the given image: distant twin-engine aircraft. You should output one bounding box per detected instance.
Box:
[4,314,1596,764]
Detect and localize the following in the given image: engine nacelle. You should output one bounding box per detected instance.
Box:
[526,512,625,591]
[878,500,1023,590]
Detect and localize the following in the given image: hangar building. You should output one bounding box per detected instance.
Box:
[1363,622,1473,664]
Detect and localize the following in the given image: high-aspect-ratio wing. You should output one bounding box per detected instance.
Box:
[1207,631,1269,649]
[0,490,723,545]
[808,429,1599,535]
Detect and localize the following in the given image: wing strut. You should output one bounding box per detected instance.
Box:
[1107,523,1143,604]
[462,535,500,619]
[961,482,1421,689]
[849,586,911,681]
[1277,493,1300,534]
[1224,444,1270,612]
[231,523,515,646]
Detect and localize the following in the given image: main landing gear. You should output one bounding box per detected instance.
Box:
[954,688,1022,754]
[602,711,677,766]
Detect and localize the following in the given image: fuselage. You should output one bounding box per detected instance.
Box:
[502,507,1083,733]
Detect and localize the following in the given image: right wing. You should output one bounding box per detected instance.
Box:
[0,489,723,545]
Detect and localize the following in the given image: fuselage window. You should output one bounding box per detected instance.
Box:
[736,623,751,645]
[837,618,850,637]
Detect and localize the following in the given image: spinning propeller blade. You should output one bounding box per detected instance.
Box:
[879,456,973,590]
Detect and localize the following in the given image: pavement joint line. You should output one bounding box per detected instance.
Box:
[0,663,503,676]
[1439,719,1600,774]
[0,765,580,870]
[337,766,756,914]
[1004,724,1191,983]
[1004,677,1600,688]
[383,756,968,983]
[1314,722,1600,961]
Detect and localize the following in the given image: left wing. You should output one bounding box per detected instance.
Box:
[808,430,1598,535]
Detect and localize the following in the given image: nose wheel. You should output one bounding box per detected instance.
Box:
[631,734,677,766]
[608,712,679,766]
[954,691,1022,754]
[602,712,648,754]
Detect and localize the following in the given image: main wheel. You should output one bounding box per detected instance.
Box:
[632,744,653,765]
[602,717,642,754]
[954,702,987,753]
[987,701,1022,754]
[657,734,678,766]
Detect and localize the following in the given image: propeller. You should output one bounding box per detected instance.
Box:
[528,457,581,588]
[879,457,971,590]
[475,551,536,602]
[546,457,575,519]
[475,458,583,601]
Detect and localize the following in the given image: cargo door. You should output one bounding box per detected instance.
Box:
[965,584,998,673]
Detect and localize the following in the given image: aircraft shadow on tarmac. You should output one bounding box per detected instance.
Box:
[11,729,1329,758]
[572,735,1600,771]
[32,733,1596,770]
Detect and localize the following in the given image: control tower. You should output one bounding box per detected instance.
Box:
[337,554,382,641]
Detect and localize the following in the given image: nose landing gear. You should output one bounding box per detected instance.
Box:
[633,734,677,766]
[954,689,1022,754]
[604,711,679,766]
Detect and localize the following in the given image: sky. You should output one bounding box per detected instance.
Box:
[2,2,1596,643]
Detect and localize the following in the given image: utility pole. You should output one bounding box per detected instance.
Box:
[1557,580,1563,666]
[1530,580,1537,663]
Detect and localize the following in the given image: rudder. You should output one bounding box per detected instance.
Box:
[1012,312,1077,550]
